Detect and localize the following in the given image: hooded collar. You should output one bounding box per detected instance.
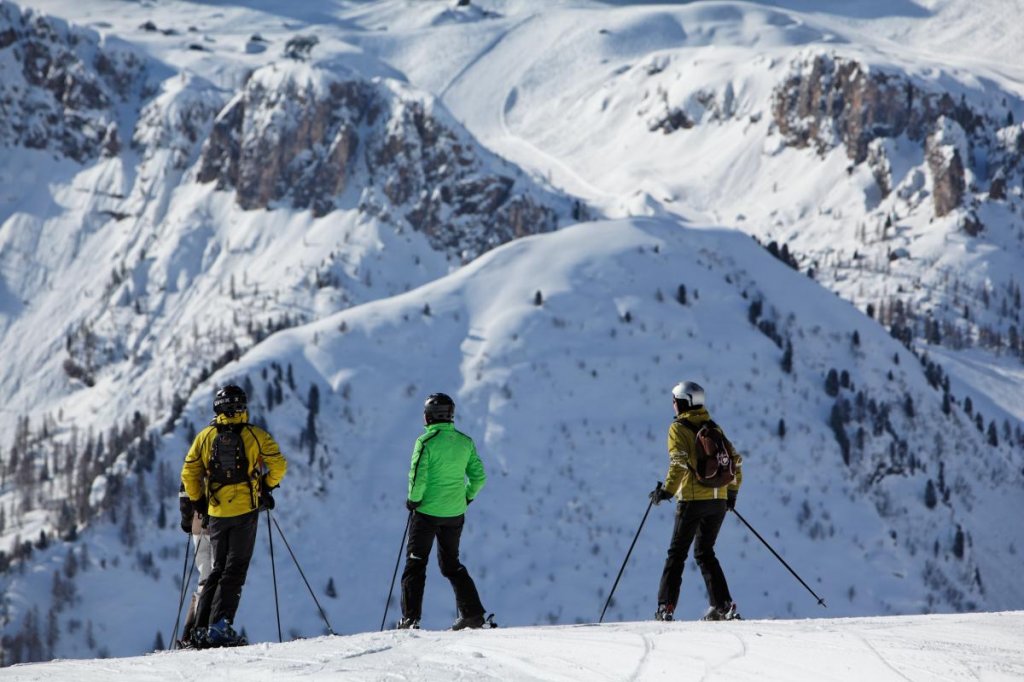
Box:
[424,421,455,434]
[675,406,710,423]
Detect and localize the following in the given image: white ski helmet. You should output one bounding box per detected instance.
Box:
[671,381,705,408]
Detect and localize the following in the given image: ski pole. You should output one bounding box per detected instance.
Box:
[266,509,282,643]
[170,534,202,648]
[380,511,412,631]
[269,512,337,635]
[599,482,661,623]
[732,509,827,608]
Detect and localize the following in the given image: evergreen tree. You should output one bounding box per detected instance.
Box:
[63,549,78,579]
[747,299,762,325]
[987,420,999,447]
[676,284,687,305]
[306,383,320,463]
[777,418,786,439]
[964,396,974,416]
[153,631,165,651]
[326,577,337,599]
[534,290,543,306]
[953,526,965,559]
[825,368,840,397]
[924,479,938,509]
[903,394,915,419]
[781,340,793,374]
[46,607,59,656]
[120,502,137,548]
[830,403,850,465]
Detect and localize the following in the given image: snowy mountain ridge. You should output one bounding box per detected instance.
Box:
[1,0,1023,667]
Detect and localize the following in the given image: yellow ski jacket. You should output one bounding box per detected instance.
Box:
[181,411,287,518]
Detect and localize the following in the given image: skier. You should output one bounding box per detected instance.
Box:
[398,393,490,630]
[181,384,287,647]
[650,381,743,622]
[178,482,212,648]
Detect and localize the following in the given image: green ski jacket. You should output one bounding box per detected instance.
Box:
[408,422,487,517]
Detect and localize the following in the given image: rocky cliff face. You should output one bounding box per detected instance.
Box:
[0,3,147,162]
[197,62,564,260]
[772,53,1022,222]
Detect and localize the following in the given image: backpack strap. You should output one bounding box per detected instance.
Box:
[242,424,265,509]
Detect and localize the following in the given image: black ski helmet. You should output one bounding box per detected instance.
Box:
[424,393,455,423]
[214,384,247,415]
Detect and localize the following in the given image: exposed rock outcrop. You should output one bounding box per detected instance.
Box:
[772,53,1021,219]
[772,54,980,164]
[926,117,967,217]
[0,3,147,163]
[197,62,566,259]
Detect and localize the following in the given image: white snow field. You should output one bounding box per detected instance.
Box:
[2,0,1024,669]
[4,612,1023,681]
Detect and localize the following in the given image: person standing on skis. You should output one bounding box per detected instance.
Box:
[181,384,287,647]
[398,393,490,630]
[650,381,743,622]
[178,481,212,648]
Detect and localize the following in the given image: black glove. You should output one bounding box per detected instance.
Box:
[261,474,279,492]
[259,488,276,511]
[193,496,208,517]
[466,496,474,506]
[649,485,673,506]
[179,496,193,534]
[406,499,421,512]
[726,490,737,511]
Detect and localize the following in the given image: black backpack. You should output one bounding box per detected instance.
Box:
[207,424,252,502]
[683,420,736,488]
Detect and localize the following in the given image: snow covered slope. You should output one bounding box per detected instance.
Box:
[2,0,1023,667]
[4,217,1021,661]
[5,612,1024,681]
[346,0,1024,433]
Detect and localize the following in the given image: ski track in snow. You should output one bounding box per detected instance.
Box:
[625,630,654,682]
[439,13,539,99]
[853,630,913,682]
[7,614,1024,681]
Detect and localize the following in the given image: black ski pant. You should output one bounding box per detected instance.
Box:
[194,510,259,628]
[401,511,484,621]
[657,499,733,611]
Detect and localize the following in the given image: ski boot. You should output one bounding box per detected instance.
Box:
[654,604,675,622]
[700,605,724,621]
[720,602,742,621]
[451,612,488,630]
[397,617,421,630]
[701,601,742,621]
[176,630,202,650]
[205,618,245,647]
